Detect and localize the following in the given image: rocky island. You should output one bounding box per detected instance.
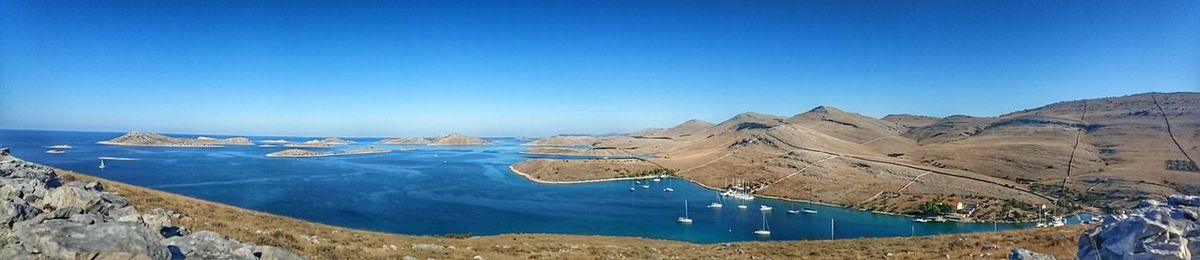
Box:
[97,131,254,147]
[266,148,390,158]
[376,137,432,145]
[522,135,602,147]
[283,137,354,148]
[377,133,491,146]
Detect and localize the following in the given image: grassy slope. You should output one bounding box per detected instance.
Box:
[58,169,1084,259]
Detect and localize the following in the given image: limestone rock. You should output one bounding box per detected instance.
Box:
[38,186,102,213]
[1079,195,1199,260]
[164,231,256,260]
[9,220,170,259]
[1008,248,1055,260]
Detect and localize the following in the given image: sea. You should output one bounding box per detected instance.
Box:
[0,129,1084,243]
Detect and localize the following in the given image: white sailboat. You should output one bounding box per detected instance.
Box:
[759,204,773,211]
[677,200,693,224]
[787,202,800,215]
[801,208,818,214]
[753,211,771,236]
[98,159,106,169]
[708,192,723,208]
[45,149,66,154]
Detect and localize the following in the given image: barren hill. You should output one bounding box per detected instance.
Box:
[514,92,1200,221]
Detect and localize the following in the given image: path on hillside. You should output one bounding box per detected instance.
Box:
[757,155,839,191]
[1151,93,1197,167]
[762,131,1055,203]
[897,171,931,194]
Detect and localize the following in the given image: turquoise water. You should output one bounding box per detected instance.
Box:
[1,129,1049,243]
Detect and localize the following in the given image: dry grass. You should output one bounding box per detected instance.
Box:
[56,169,1085,259]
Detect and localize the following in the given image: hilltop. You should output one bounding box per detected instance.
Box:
[97,132,254,147]
[512,92,1200,222]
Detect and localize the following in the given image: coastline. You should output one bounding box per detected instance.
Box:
[45,167,1093,258]
[266,150,391,158]
[507,165,663,184]
[96,141,228,148]
[507,162,1038,224]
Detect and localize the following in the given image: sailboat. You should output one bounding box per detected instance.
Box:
[707,192,723,208]
[753,211,771,236]
[759,204,773,211]
[800,208,818,214]
[677,200,693,224]
[663,179,674,192]
[787,202,800,215]
[98,159,106,169]
[737,199,748,209]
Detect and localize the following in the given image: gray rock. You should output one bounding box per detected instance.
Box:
[412,243,445,253]
[256,245,305,260]
[0,197,40,227]
[68,213,103,225]
[85,181,104,192]
[9,219,170,259]
[164,231,256,260]
[1008,248,1055,260]
[0,150,59,186]
[140,208,174,235]
[1079,195,1197,260]
[108,205,140,220]
[38,186,102,213]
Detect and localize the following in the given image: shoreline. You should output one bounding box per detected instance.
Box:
[266,150,391,158]
[96,141,229,148]
[506,162,1045,224]
[507,165,664,184]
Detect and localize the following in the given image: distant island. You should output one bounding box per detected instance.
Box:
[376,137,432,145]
[97,131,254,147]
[283,137,355,148]
[266,147,390,158]
[378,133,491,146]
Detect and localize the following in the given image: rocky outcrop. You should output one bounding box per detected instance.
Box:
[98,132,254,147]
[1078,195,1200,260]
[0,148,302,259]
[1009,248,1055,260]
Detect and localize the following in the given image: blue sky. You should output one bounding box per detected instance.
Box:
[1,0,1197,137]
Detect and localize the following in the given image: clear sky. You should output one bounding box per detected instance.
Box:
[1,0,1197,137]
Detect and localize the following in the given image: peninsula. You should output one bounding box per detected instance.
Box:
[512,92,1200,222]
[97,131,254,147]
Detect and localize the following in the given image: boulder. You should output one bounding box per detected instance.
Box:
[1079,195,1198,260]
[164,231,256,260]
[38,186,102,213]
[256,245,305,260]
[1008,248,1055,260]
[0,197,40,228]
[8,219,170,259]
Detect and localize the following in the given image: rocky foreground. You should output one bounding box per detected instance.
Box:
[1079,195,1200,259]
[98,131,254,147]
[0,148,302,259]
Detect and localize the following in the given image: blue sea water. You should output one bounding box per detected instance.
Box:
[0,129,1059,243]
